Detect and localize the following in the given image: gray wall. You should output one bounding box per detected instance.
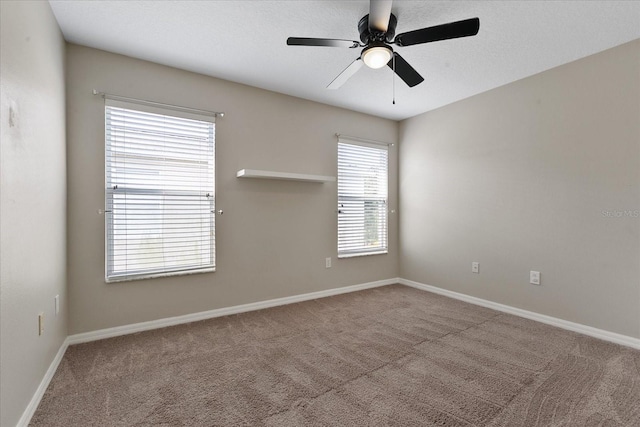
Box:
[66,44,399,334]
[399,40,640,338]
[0,1,68,426]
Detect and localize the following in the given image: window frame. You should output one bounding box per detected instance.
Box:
[104,99,216,283]
[337,137,389,258]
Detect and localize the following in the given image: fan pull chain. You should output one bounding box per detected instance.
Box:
[392,53,396,105]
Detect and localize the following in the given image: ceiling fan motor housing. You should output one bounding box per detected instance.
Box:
[358,13,398,44]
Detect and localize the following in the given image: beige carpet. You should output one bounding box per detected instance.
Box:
[31,284,640,426]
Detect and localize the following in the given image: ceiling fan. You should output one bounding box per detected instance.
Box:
[286,0,480,89]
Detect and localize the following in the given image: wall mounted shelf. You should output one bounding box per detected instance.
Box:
[236,169,335,183]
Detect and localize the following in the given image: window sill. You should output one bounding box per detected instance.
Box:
[106,266,215,283]
[337,250,388,259]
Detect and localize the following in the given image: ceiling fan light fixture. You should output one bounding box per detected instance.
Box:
[362,45,392,69]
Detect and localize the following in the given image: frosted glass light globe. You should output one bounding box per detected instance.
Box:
[362,46,392,69]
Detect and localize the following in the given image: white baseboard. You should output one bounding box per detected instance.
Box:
[399,278,640,350]
[17,338,70,427]
[67,278,399,345]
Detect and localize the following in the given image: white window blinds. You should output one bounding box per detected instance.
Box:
[337,139,388,257]
[105,100,215,282]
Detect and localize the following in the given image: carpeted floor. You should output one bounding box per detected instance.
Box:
[31,284,640,426]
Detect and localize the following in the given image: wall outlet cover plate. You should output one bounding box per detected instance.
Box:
[530,271,541,285]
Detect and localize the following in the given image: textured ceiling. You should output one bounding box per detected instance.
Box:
[49,1,640,120]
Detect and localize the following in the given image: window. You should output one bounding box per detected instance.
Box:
[337,137,388,257]
[105,100,215,282]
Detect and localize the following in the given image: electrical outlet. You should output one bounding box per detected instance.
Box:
[472,262,479,273]
[530,271,541,285]
[55,295,60,316]
[325,257,331,268]
[38,313,44,336]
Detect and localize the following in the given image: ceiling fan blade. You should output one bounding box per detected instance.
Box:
[369,0,393,33]
[327,58,364,89]
[387,52,424,87]
[287,37,360,48]
[394,17,480,47]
